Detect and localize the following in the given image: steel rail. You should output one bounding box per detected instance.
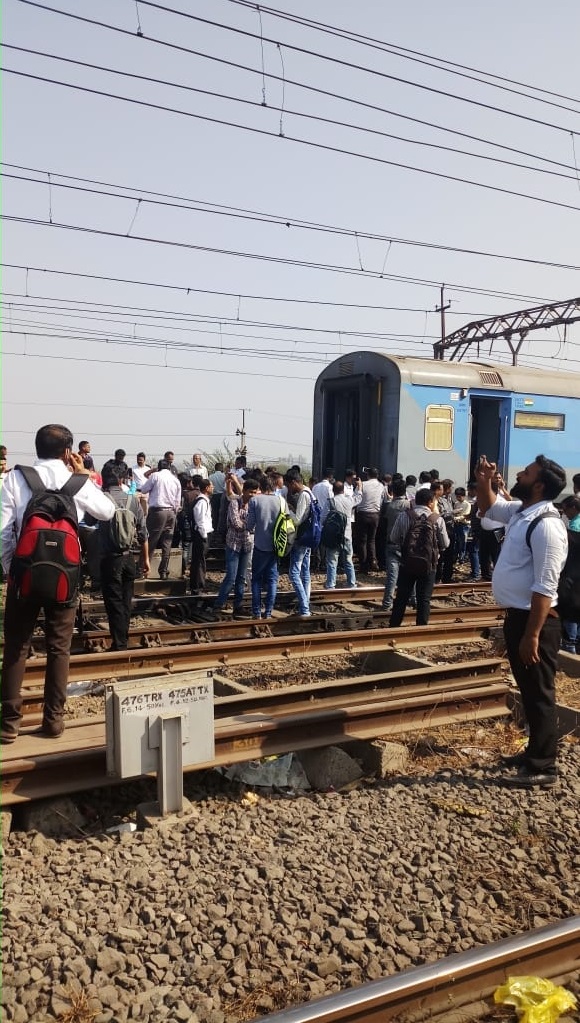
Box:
[122,578,492,609]
[18,658,505,720]
[258,916,580,1023]
[59,604,504,654]
[1,671,509,805]
[22,619,497,686]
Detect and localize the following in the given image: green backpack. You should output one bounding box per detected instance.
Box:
[273,496,296,557]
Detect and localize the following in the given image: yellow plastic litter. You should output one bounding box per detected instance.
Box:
[494,975,577,1023]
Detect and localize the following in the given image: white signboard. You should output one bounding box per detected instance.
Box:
[105,670,215,779]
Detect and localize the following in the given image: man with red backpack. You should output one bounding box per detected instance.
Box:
[1,424,116,743]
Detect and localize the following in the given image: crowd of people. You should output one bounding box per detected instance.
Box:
[1,430,579,789]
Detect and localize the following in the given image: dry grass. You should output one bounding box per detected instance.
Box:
[222,979,304,1022]
[57,988,99,1023]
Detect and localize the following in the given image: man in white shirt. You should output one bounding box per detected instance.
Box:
[209,462,226,527]
[1,424,116,743]
[356,468,385,573]
[189,453,208,480]
[131,452,151,491]
[141,463,182,579]
[476,454,567,787]
[190,478,214,593]
[312,469,334,520]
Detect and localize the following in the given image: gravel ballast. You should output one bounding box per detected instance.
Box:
[2,736,580,1023]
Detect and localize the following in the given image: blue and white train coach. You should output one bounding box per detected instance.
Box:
[312,352,580,488]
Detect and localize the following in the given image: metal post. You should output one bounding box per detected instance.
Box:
[434,284,451,360]
[157,713,184,815]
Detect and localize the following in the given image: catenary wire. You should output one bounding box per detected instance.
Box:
[78,0,580,133]
[4,48,578,184]
[5,70,580,215]
[2,301,442,341]
[0,262,554,306]
[8,2,576,172]
[224,0,580,112]
[5,164,580,272]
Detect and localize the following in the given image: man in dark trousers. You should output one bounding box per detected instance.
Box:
[0,424,115,742]
[476,453,567,787]
[88,463,150,650]
[388,488,449,627]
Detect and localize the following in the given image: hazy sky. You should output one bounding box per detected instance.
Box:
[3,0,580,469]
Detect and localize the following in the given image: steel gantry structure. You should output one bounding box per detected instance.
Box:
[433,295,580,364]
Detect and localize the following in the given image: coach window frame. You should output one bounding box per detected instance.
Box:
[424,404,454,451]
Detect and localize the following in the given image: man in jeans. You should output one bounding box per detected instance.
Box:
[324,479,362,589]
[286,469,316,618]
[381,478,410,610]
[246,475,281,619]
[213,477,258,617]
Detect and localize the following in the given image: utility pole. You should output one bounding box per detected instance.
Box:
[434,284,451,360]
[235,408,250,457]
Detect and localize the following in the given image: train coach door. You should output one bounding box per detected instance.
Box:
[469,396,509,476]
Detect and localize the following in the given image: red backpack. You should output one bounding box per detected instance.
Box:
[9,466,87,605]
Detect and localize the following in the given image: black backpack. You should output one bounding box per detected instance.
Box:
[9,465,87,604]
[401,510,440,577]
[526,512,580,622]
[320,499,348,550]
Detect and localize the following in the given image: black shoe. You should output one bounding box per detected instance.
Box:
[1,729,18,745]
[499,750,529,767]
[35,720,65,739]
[503,767,558,788]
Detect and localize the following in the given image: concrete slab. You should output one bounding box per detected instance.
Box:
[136,796,194,829]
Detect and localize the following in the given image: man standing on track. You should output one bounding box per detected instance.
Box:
[0,424,116,743]
[476,453,567,788]
[141,461,182,579]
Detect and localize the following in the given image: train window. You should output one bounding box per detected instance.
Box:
[425,405,454,450]
[514,411,565,431]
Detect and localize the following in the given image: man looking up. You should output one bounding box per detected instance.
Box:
[476,454,567,788]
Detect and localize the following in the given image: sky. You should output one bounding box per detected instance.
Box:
[3,0,580,471]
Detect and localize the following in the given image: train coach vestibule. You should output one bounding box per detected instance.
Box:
[313,353,579,487]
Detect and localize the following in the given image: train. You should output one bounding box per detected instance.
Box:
[312,352,580,489]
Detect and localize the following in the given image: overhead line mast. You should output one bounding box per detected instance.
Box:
[433,296,580,365]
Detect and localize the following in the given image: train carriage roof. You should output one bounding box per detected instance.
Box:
[317,353,580,399]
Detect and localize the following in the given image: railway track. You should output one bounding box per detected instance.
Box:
[2,658,509,805]
[259,915,580,1023]
[58,603,504,654]
[22,617,499,686]
[82,579,492,617]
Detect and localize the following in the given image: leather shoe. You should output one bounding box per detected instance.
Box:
[1,729,18,745]
[36,719,65,739]
[499,750,529,767]
[503,767,558,788]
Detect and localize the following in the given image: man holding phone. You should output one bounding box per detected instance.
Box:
[476,453,567,787]
[1,424,116,743]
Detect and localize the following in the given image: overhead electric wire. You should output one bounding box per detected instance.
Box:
[99,0,580,133]
[225,0,580,113]
[4,47,578,184]
[0,261,553,306]
[9,2,576,173]
[5,163,580,273]
[3,398,312,422]
[2,298,441,341]
[6,69,580,215]
[4,310,439,351]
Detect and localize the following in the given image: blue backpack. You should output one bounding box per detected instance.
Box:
[296,489,322,550]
